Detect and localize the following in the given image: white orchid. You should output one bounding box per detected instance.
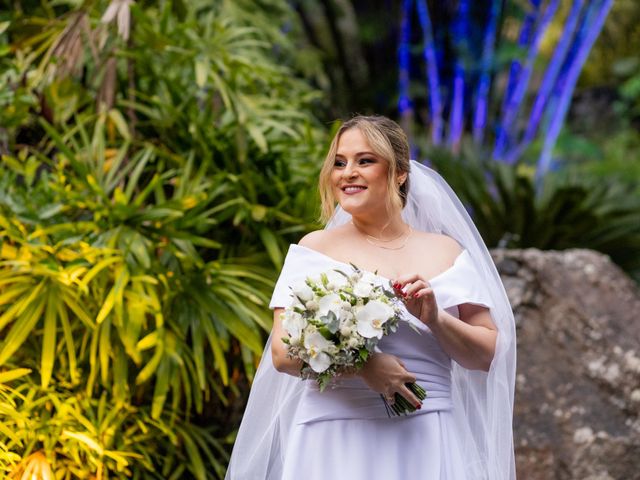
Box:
[325,270,349,290]
[318,293,343,318]
[291,282,314,303]
[304,331,333,373]
[283,264,404,391]
[353,279,374,297]
[355,300,395,339]
[281,310,307,342]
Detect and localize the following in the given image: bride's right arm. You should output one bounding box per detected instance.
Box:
[271,307,303,376]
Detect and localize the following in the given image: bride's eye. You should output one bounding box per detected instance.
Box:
[334,159,346,167]
[359,157,375,164]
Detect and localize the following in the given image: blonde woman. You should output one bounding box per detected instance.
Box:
[227,116,516,480]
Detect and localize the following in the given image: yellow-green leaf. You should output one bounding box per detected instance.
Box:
[57,301,79,384]
[99,317,111,384]
[0,294,46,366]
[61,430,104,456]
[0,368,31,383]
[258,228,282,268]
[41,289,58,389]
[78,256,121,291]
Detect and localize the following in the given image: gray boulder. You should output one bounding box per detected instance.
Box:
[493,248,640,480]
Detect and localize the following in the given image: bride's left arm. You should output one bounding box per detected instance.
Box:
[427,304,497,372]
[395,271,497,371]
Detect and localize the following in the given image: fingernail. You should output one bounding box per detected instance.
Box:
[413,293,419,298]
[416,404,421,409]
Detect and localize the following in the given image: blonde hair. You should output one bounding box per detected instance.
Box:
[318,115,411,223]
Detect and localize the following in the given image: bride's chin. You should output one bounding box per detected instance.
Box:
[338,203,372,218]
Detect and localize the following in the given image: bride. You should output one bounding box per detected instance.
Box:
[226,115,516,479]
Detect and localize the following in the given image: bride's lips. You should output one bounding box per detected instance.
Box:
[341,184,367,195]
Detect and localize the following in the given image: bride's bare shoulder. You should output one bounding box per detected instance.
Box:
[298,225,349,253]
[412,231,463,261]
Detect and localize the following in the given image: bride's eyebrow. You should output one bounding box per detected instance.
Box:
[335,151,378,158]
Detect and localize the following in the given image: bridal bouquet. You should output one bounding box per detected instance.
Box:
[280,265,426,415]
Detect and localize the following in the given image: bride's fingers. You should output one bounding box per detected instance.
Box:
[403,281,430,298]
[397,384,421,408]
[396,357,407,369]
[413,286,435,300]
[394,273,424,286]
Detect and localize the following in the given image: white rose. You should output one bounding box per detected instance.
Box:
[291,282,314,303]
[355,300,395,339]
[347,337,360,349]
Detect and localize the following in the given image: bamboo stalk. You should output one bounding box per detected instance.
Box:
[473,0,502,144]
[536,0,613,181]
[448,0,471,151]
[496,0,560,162]
[510,0,585,164]
[494,0,541,159]
[415,0,444,145]
[398,0,413,130]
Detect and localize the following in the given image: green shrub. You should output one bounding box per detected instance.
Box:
[0,0,325,477]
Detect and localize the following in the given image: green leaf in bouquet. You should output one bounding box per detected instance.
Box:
[317,373,332,392]
[321,310,339,334]
[332,268,350,280]
[317,326,333,340]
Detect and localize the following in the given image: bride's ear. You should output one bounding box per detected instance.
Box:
[397,172,408,186]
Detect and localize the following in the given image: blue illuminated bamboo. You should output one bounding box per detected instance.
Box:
[494,0,541,161]
[398,0,413,120]
[501,0,541,114]
[536,0,614,180]
[448,0,470,149]
[416,0,443,145]
[498,0,560,163]
[473,0,502,144]
[508,0,584,164]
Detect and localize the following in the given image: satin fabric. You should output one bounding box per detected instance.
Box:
[267,245,492,478]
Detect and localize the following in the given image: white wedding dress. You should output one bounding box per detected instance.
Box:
[268,244,494,480]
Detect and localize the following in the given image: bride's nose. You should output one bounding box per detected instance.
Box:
[342,160,358,179]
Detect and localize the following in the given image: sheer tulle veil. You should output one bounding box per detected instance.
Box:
[225,160,516,480]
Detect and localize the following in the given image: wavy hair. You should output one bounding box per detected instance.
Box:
[318,115,411,223]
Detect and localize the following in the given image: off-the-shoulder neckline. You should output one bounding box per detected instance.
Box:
[290,244,468,285]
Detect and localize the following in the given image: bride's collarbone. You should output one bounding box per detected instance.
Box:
[326,244,449,281]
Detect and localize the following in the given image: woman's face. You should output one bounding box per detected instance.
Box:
[331,128,393,217]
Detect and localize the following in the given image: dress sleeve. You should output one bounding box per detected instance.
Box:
[269,245,333,309]
[430,250,493,310]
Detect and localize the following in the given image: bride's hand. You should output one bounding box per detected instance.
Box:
[358,352,421,408]
[392,275,438,326]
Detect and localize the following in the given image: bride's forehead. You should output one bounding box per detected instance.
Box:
[337,128,369,148]
[336,129,385,159]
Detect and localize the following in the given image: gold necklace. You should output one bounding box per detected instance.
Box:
[351,221,413,250]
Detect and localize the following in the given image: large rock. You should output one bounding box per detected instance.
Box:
[493,248,640,480]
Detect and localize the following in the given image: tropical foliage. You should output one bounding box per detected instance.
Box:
[0,0,324,478]
[427,146,640,281]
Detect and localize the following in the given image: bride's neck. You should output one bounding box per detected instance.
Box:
[350,214,407,241]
